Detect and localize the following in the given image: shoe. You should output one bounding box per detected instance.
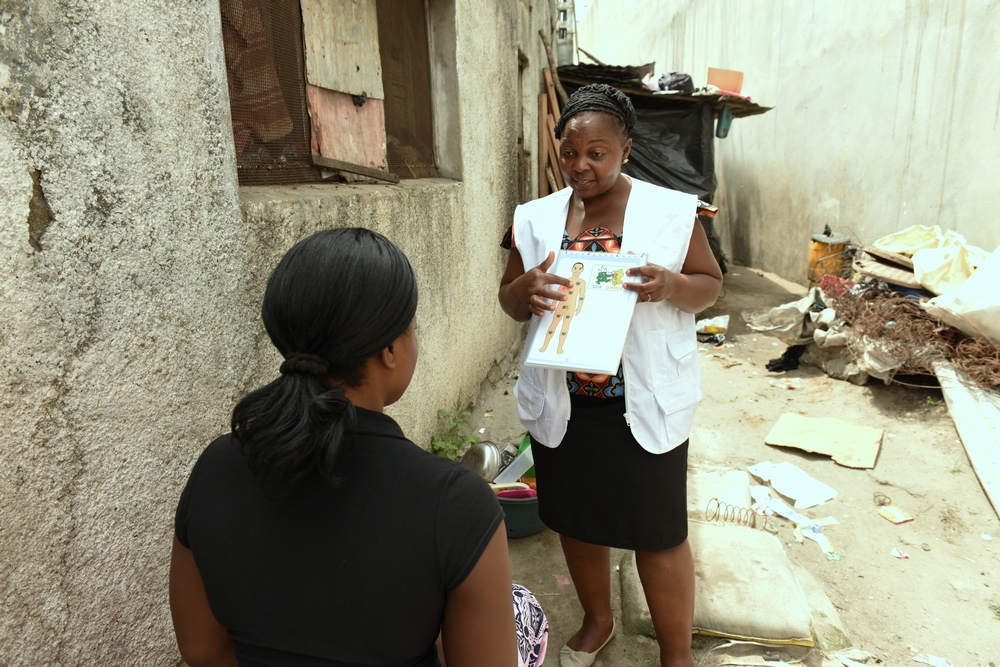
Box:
[558,619,616,667]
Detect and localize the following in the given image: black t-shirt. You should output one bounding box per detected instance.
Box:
[175,408,503,667]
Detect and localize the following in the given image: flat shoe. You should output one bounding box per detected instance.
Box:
[558,619,616,667]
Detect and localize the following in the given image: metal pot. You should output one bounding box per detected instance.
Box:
[460,441,501,481]
[460,440,520,482]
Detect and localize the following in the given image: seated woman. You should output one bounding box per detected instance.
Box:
[170,228,547,667]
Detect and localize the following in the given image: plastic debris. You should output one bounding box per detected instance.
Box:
[748,461,838,509]
[877,503,914,524]
[803,524,843,560]
[768,378,803,390]
[750,486,841,560]
[891,547,910,559]
[983,533,994,541]
[696,314,730,334]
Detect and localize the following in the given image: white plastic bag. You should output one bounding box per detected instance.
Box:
[696,314,729,334]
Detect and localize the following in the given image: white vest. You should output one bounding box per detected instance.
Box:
[512,179,702,455]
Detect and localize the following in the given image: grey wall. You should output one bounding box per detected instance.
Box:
[579,0,1000,282]
[0,0,548,664]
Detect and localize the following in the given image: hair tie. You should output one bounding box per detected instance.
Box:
[280,353,330,377]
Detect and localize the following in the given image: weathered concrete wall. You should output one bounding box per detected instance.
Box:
[0,0,545,664]
[579,0,1000,282]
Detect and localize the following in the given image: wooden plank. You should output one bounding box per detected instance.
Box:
[311,155,400,183]
[864,245,914,269]
[853,253,922,289]
[542,68,561,122]
[538,30,569,106]
[546,166,559,194]
[538,93,549,197]
[307,85,387,172]
[546,113,565,190]
[301,0,384,99]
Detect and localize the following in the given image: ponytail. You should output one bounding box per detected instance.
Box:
[232,228,419,488]
[232,373,356,488]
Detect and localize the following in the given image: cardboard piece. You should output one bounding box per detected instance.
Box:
[765,413,883,469]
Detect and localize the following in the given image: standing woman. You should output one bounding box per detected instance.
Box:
[171,229,547,667]
[497,85,723,667]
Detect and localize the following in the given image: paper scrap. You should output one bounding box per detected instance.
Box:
[983,533,994,541]
[764,413,883,469]
[878,504,914,524]
[913,655,955,667]
[891,547,910,559]
[748,461,837,509]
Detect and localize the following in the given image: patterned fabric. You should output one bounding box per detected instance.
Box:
[500,224,627,398]
[513,583,548,667]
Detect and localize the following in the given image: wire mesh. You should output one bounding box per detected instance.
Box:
[220,0,321,186]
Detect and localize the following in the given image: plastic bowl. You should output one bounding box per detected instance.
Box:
[499,496,545,538]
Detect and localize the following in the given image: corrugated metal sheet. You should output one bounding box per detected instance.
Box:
[936,361,1000,520]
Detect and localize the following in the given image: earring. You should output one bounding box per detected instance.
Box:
[622,158,629,164]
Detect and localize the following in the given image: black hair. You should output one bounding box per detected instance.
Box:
[231,228,419,488]
[554,83,636,140]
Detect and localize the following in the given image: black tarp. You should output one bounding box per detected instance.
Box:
[621,104,716,202]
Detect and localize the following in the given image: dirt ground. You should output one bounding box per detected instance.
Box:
[470,267,1000,667]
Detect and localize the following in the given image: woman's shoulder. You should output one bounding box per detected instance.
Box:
[516,186,573,218]
[629,178,697,209]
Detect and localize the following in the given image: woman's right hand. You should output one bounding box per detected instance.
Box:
[499,249,572,322]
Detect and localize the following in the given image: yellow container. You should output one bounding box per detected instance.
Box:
[808,231,850,284]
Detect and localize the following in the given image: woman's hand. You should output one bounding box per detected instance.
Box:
[499,250,571,321]
[623,220,723,313]
[623,262,679,303]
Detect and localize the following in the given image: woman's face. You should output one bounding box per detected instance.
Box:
[385,317,419,407]
[558,112,631,199]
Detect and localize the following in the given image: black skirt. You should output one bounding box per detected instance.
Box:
[530,394,689,551]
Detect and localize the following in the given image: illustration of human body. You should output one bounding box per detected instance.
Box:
[539,262,586,355]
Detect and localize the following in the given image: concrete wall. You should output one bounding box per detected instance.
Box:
[0,1,551,664]
[578,0,1000,282]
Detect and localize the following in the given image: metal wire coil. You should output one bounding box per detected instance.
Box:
[705,497,770,531]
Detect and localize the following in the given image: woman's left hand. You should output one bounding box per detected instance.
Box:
[623,262,680,303]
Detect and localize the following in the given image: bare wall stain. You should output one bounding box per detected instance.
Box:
[27,169,52,251]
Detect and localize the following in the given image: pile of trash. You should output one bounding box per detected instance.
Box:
[743,224,1000,520]
[744,225,1000,389]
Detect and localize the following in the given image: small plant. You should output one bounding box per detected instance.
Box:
[949,459,963,473]
[990,603,1000,621]
[925,396,937,405]
[431,404,480,460]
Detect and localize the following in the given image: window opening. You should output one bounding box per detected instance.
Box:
[220,0,321,186]
[375,0,437,178]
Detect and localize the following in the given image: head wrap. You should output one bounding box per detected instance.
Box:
[554,83,636,139]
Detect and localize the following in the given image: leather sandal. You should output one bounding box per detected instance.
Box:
[558,619,617,667]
